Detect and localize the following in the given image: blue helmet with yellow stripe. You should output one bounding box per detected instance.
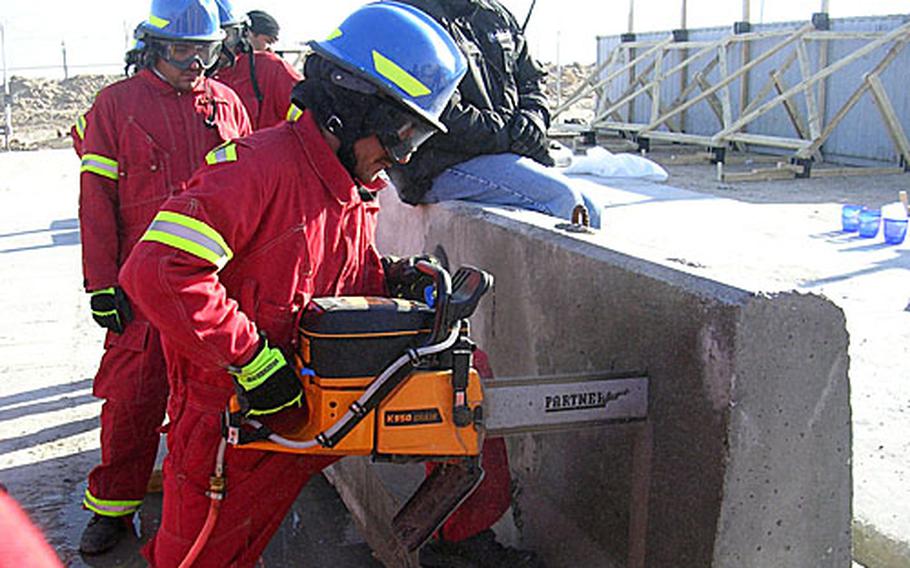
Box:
[137,0,225,42]
[214,0,248,28]
[309,1,467,133]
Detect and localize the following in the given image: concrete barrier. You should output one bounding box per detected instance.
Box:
[326,192,852,567]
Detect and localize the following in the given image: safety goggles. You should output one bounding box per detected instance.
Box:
[222,25,246,53]
[379,120,436,164]
[155,40,221,70]
[370,103,438,164]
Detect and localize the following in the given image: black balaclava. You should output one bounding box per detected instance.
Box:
[291,54,419,179]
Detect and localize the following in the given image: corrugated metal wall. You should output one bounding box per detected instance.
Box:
[595,14,910,165]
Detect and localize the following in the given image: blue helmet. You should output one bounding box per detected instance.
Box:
[214,0,248,28]
[137,0,225,42]
[309,1,467,133]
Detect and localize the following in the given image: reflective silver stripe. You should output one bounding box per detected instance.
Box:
[147,219,229,260]
[80,154,119,181]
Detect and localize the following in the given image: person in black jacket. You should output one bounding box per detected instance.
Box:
[390,0,602,229]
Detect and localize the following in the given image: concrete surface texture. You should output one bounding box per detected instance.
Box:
[0,149,380,567]
[372,188,851,566]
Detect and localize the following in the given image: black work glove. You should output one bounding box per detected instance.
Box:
[229,338,303,417]
[509,110,555,167]
[382,254,441,304]
[89,286,133,334]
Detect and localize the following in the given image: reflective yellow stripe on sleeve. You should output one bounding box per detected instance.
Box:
[205,141,238,166]
[372,50,431,97]
[80,153,119,181]
[75,113,87,140]
[286,104,303,122]
[141,211,233,269]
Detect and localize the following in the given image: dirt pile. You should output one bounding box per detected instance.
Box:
[2,63,597,150]
[5,74,119,150]
[543,62,597,123]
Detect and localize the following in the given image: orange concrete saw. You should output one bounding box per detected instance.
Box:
[221,261,649,550]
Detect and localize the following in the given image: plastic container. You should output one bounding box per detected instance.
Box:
[841,204,863,232]
[883,218,908,244]
[858,208,881,238]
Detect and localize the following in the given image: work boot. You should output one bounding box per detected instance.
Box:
[419,529,544,568]
[78,513,131,555]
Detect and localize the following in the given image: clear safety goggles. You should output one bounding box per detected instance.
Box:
[370,103,438,164]
[156,40,221,70]
[379,120,436,164]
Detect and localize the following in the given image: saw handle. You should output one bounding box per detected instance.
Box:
[416,260,451,345]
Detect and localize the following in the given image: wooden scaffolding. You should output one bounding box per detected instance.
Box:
[552,13,910,182]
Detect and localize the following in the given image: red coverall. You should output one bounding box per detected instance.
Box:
[0,492,63,568]
[78,68,251,519]
[120,109,510,567]
[213,50,301,130]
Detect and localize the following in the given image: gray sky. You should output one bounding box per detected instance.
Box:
[0,0,906,77]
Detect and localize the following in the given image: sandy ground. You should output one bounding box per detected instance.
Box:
[0,144,906,566]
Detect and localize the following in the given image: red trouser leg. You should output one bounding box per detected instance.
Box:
[144,401,339,568]
[432,349,512,542]
[85,320,167,516]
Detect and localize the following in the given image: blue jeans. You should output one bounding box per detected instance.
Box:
[422,153,602,229]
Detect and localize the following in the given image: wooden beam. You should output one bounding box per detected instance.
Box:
[816,32,830,153]
[628,43,637,122]
[805,31,891,40]
[641,131,720,146]
[695,74,726,127]
[595,37,725,124]
[742,50,799,117]
[722,166,801,182]
[810,166,905,178]
[724,133,812,150]
[796,39,908,159]
[796,39,822,140]
[650,46,665,123]
[771,73,811,140]
[594,60,658,124]
[553,37,672,117]
[643,23,814,135]
[717,44,733,128]
[714,21,910,140]
[599,121,646,133]
[667,57,719,110]
[867,73,910,167]
[553,46,619,119]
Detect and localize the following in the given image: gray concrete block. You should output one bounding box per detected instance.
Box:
[326,192,851,567]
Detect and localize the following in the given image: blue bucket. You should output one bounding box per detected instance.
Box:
[858,209,881,238]
[883,218,908,245]
[841,204,863,232]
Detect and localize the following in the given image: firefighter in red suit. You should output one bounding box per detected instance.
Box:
[121,3,541,567]
[77,0,251,555]
[210,0,301,130]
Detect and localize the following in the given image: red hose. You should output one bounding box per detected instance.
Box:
[178,497,221,568]
[178,438,227,568]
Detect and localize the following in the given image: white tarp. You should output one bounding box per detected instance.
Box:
[560,145,669,182]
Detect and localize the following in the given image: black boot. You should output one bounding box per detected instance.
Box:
[419,529,544,568]
[79,513,131,555]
